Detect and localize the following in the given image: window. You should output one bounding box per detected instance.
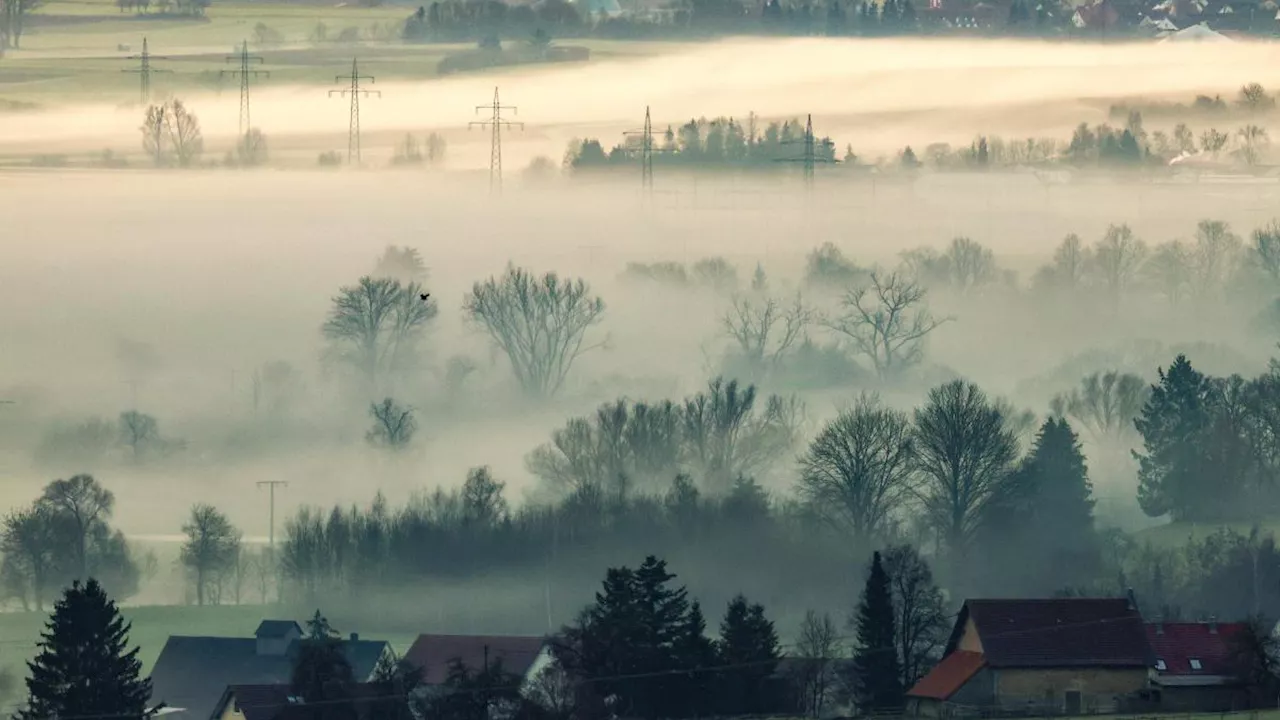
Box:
[1190,659,1203,670]
[1156,659,1167,671]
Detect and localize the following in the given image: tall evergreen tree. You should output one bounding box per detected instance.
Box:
[715,594,782,716]
[1135,355,1219,519]
[292,610,357,720]
[1025,417,1096,543]
[853,551,903,712]
[18,579,152,720]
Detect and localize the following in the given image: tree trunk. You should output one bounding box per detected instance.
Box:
[196,567,205,605]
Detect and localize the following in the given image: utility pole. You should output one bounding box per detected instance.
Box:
[222,40,268,142]
[122,37,171,106]
[776,114,835,189]
[329,58,379,165]
[623,106,672,198]
[255,480,288,553]
[469,87,522,195]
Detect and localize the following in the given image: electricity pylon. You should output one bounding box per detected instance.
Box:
[469,87,522,195]
[776,114,836,189]
[222,40,268,140]
[255,480,288,555]
[329,58,379,165]
[122,37,171,106]
[623,106,672,196]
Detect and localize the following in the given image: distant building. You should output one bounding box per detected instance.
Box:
[209,683,393,720]
[403,634,551,686]
[148,620,391,720]
[907,597,1152,717]
[1147,621,1250,711]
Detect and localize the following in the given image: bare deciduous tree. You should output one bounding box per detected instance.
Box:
[140,105,167,167]
[37,474,114,580]
[1145,240,1194,304]
[823,272,949,379]
[322,276,437,392]
[1033,233,1090,292]
[180,504,241,606]
[1,0,40,49]
[944,236,998,292]
[367,397,416,450]
[1254,220,1280,284]
[1201,128,1230,154]
[1238,83,1275,112]
[683,378,802,489]
[797,394,914,543]
[1193,219,1243,297]
[1090,224,1148,306]
[1049,370,1149,442]
[464,265,605,400]
[1238,125,1271,166]
[883,544,948,690]
[913,380,1019,560]
[722,293,812,377]
[164,99,203,167]
[791,610,842,718]
[0,506,56,611]
[117,410,159,461]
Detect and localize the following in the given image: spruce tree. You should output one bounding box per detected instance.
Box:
[292,610,356,720]
[1026,417,1095,543]
[1135,355,1216,519]
[715,594,782,716]
[853,551,903,712]
[18,579,152,720]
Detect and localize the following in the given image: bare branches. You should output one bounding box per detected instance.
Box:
[1091,223,1147,305]
[322,276,436,393]
[797,394,915,543]
[721,293,812,378]
[367,397,416,450]
[790,610,842,718]
[823,272,949,379]
[1050,370,1149,442]
[464,265,605,400]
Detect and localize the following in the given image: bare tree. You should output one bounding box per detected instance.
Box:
[36,474,114,580]
[823,272,949,379]
[883,544,948,690]
[1,0,40,48]
[322,276,437,392]
[372,246,427,283]
[1238,83,1275,113]
[1049,370,1148,442]
[1089,224,1147,306]
[180,504,242,606]
[1254,220,1280,284]
[0,506,56,610]
[913,380,1019,560]
[1238,125,1271,166]
[1201,128,1230,155]
[943,236,998,292]
[464,265,605,400]
[367,397,416,450]
[682,378,802,490]
[140,105,167,167]
[236,128,268,167]
[117,410,159,461]
[1144,240,1194,304]
[797,394,915,543]
[164,99,203,167]
[1173,123,1196,154]
[524,659,577,720]
[1193,219,1243,298]
[461,466,508,526]
[1033,233,1090,292]
[721,293,812,377]
[791,610,842,718]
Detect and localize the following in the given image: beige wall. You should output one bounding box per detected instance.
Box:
[956,618,983,653]
[218,693,243,720]
[994,668,1149,713]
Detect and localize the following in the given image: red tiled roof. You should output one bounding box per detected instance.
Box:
[1147,622,1246,676]
[908,651,985,700]
[403,634,547,685]
[951,598,1151,668]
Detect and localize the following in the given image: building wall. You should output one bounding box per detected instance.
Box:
[1158,685,1251,713]
[218,694,243,720]
[993,668,1149,713]
[956,619,983,654]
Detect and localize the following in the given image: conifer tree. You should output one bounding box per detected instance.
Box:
[715,594,782,715]
[292,610,356,720]
[1024,417,1095,543]
[853,551,903,712]
[18,579,152,720]
[1135,355,1216,519]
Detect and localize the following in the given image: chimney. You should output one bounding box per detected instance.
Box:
[350,632,359,642]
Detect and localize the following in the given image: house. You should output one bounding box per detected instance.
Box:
[148,620,392,720]
[1147,621,1250,711]
[403,634,550,686]
[907,597,1153,717]
[209,684,395,720]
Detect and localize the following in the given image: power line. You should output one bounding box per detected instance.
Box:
[776,113,836,190]
[328,58,379,165]
[469,86,522,196]
[222,40,268,142]
[255,480,288,554]
[121,37,171,106]
[623,106,673,200]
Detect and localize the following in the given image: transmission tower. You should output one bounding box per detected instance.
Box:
[328,58,379,165]
[121,37,171,106]
[469,87,523,195]
[222,40,268,141]
[623,106,673,196]
[776,114,836,189]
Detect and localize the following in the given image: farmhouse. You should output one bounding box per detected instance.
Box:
[1147,621,1250,711]
[148,620,391,720]
[208,683,396,720]
[403,633,552,686]
[907,597,1152,717]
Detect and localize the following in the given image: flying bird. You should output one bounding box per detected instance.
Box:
[420,293,431,302]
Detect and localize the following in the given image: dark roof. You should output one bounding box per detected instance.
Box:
[404,635,547,685]
[211,684,389,720]
[946,598,1152,668]
[908,651,985,700]
[149,637,389,720]
[255,621,302,639]
[1147,622,1246,676]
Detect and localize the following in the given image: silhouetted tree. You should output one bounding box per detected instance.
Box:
[292,610,357,720]
[823,272,948,378]
[882,545,947,689]
[715,593,782,715]
[323,276,437,393]
[367,398,417,450]
[852,551,902,712]
[1135,355,1216,519]
[16,579,152,720]
[180,504,241,606]
[790,611,841,718]
[1050,371,1148,443]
